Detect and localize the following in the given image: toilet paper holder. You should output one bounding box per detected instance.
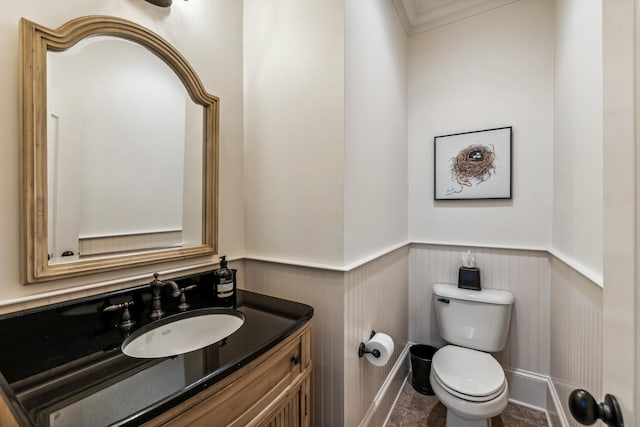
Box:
[358,330,381,358]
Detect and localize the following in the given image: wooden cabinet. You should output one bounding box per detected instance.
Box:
[144,322,311,427]
[0,389,21,427]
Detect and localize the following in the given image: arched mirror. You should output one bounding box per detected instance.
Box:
[20,16,219,284]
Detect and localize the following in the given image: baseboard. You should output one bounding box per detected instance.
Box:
[504,368,549,410]
[545,377,570,427]
[503,367,570,427]
[359,343,411,427]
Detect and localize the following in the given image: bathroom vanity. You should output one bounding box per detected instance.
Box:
[0,273,313,426]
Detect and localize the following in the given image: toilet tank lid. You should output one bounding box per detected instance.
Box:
[433,283,514,305]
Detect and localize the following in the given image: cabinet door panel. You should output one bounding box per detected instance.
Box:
[254,370,311,427]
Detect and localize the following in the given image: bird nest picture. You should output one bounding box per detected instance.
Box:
[434,127,512,200]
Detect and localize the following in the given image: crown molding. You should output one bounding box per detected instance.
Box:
[392,0,521,35]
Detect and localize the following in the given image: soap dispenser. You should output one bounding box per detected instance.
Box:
[213,255,236,306]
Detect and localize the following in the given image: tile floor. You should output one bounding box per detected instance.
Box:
[386,382,549,427]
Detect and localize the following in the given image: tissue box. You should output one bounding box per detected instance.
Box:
[458,267,481,290]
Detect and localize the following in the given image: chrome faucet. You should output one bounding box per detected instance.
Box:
[148,272,180,319]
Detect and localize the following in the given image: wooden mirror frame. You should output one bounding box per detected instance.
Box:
[20,16,219,284]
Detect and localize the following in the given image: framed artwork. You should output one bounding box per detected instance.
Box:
[434,126,512,200]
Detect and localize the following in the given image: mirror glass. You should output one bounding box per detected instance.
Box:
[20,16,219,284]
[46,37,203,264]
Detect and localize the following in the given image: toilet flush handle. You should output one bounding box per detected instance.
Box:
[437,297,450,304]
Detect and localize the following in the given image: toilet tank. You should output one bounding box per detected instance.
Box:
[433,283,514,352]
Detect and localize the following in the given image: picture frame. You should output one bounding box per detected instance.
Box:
[434,126,512,200]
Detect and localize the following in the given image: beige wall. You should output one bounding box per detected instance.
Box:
[408,0,554,250]
[344,0,408,264]
[552,0,603,282]
[243,0,346,266]
[0,1,245,306]
[244,0,409,268]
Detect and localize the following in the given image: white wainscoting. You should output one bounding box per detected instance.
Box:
[228,244,602,426]
[243,247,409,427]
[242,260,346,427]
[344,246,409,427]
[409,243,551,375]
[549,257,602,427]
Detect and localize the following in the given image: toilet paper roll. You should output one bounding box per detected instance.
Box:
[365,333,394,367]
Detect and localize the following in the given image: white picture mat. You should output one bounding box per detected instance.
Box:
[434,127,512,200]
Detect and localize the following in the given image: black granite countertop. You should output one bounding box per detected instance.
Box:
[0,271,313,427]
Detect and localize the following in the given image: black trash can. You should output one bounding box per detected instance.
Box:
[410,344,437,395]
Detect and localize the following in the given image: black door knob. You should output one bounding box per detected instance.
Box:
[568,389,624,427]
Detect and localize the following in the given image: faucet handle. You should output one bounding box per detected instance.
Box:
[177,285,197,311]
[103,301,135,331]
[150,272,162,288]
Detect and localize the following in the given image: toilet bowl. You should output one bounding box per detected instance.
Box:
[429,345,508,427]
[430,283,515,427]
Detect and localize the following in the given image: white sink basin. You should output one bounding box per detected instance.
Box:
[122,308,245,358]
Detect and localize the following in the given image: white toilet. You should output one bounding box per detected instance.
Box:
[429,283,515,427]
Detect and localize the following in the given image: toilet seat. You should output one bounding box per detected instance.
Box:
[431,345,506,403]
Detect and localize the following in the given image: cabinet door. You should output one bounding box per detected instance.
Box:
[258,376,310,427]
[0,391,20,427]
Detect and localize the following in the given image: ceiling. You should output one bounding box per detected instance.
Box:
[392,0,521,35]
